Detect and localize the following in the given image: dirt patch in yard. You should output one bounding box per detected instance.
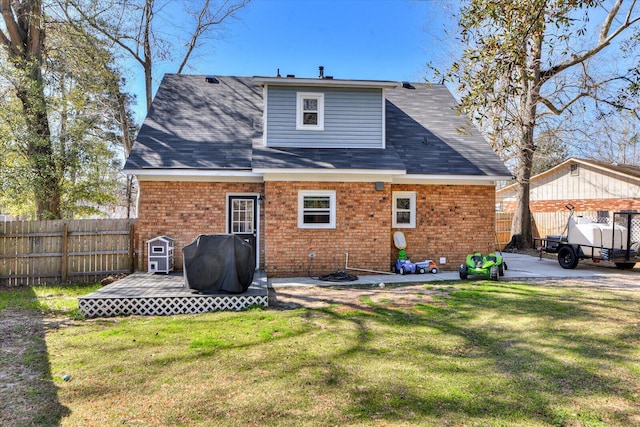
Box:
[523,275,640,290]
[0,308,70,426]
[268,275,640,310]
[269,283,449,311]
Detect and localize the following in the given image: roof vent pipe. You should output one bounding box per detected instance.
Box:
[276,68,281,77]
[319,65,324,78]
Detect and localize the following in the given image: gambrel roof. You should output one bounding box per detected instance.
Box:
[124,74,511,180]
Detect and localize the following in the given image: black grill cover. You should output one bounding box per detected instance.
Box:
[182,234,255,294]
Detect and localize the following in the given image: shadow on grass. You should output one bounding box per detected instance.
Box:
[50,281,640,426]
[275,282,640,425]
[0,287,70,426]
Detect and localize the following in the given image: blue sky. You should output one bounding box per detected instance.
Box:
[128,0,454,120]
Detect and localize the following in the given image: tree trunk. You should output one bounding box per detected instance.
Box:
[2,0,62,219]
[17,63,62,219]
[508,32,543,249]
[144,59,152,111]
[509,155,533,249]
[509,105,536,248]
[143,0,154,110]
[116,90,132,155]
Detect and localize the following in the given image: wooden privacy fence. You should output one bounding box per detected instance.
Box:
[0,219,137,286]
[495,212,513,249]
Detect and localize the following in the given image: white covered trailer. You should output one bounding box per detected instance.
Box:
[543,211,640,269]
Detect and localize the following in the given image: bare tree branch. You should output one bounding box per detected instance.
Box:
[26,0,43,56]
[541,1,640,81]
[538,92,589,115]
[0,27,10,47]
[176,0,250,74]
[65,0,145,67]
[142,0,153,108]
[1,0,24,48]
[63,0,250,110]
[591,95,640,118]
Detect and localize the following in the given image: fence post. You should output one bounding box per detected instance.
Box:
[61,222,69,283]
[129,223,136,273]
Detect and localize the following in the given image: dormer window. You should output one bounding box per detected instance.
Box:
[296,92,324,130]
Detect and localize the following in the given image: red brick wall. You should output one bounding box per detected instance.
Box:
[137,181,265,270]
[391,185,496,269]
[502,198,640,213]
[263,181,392,277]
[137,180,496,277]
[263,182,496,277]
[530,199,640,213]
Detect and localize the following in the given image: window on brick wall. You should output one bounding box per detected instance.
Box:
[393,191,416,228]
[298,190,336,228]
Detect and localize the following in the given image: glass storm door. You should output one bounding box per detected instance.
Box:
[228,196,258,267]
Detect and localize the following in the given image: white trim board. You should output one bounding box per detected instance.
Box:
[128,169,509,185]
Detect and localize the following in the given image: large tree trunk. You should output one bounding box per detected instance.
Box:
[509,150,533,249]
[508,32,543,249]
[13,54,61,218]
[2,0,62,219]
[509,90,537,249]
[18,66,61,219]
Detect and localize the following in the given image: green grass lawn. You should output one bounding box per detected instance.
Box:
[1,281,639,426]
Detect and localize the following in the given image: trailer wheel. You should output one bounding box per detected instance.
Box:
[418,267,426,274]
[615,262,636,270]
[498,263,504,276]
[399,266,406,275]
[459,264,468,280]
[558,246,579,269]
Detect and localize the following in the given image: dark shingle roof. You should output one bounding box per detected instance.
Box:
[385,84,510,176]
[251,146,406,170]
[125,75,510,178]
[125,75,261,170]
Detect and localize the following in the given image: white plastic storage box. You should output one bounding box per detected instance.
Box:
[147,236,175,274]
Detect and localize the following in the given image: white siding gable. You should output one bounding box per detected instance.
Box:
[264,85,384,149]
[498,162,640,203]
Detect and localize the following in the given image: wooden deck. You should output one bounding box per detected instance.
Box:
[78,271,268,317]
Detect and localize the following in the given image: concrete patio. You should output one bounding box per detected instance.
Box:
[269,252,640,287]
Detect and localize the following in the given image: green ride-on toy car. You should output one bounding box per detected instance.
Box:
[459,252,505,281]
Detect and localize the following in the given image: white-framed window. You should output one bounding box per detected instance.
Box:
[296,92,324,130]
[298,190,336,228]
[393,191,416,228]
